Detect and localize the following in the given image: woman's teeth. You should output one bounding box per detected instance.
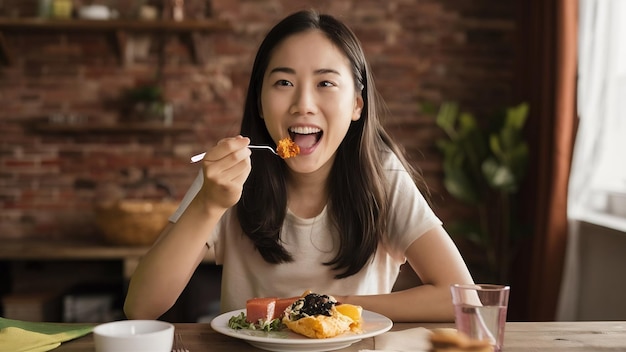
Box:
[289,126,321,134]
[288,127,322,149]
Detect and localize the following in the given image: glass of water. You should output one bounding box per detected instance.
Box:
[450,284,510,352]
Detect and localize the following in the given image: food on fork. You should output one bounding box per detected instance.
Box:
[276,137,300,159]
[282,292,362,339]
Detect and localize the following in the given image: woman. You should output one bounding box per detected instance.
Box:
[124,9,474,323]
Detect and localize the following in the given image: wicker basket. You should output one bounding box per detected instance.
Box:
[95,200,179,246]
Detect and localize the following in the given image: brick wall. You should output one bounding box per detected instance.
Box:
[0,0,517,240]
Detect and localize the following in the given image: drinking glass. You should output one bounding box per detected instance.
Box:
[450,284,510,352]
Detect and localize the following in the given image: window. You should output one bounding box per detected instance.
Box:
[569,0,626,226]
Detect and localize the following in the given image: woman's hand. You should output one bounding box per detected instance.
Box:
[197,135,252,211]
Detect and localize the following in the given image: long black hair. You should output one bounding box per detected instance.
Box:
[236,9,427,279]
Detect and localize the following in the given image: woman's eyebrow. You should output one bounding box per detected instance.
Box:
[268,67,295,75]
[314,68,341,76]
[267,67,341,76]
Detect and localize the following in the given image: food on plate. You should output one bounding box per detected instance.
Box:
[228,295,301,332]
[335,303,363,323]
[229,291,363,338]
[245,296,299,323]
[429,328,493,352]
[245,297,278,324]
[282,293,362,339]
[276,137,300,159]
[275,296,302,317]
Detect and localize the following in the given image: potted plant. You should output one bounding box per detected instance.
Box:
[123,84,173,125]
[434,102,530,283]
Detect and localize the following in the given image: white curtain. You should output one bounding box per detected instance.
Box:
[557,0,626,321]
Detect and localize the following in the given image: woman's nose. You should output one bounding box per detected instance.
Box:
[289,86,317,116]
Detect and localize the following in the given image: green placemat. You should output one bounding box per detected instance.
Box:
[0,317,93,352]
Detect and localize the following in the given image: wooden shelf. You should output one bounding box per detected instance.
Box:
[0,18,231,32]
[32,122,193,134]
[0,239,215,279]
[0,18,232,65]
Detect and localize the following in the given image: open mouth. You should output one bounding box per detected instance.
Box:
[288,126,322,149]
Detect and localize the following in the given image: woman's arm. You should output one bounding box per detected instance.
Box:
[124,136,252,319]
[339,225,474,322]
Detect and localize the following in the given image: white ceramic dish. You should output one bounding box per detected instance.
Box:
[93,320,174,352]
[211,309,393,352]
[78,5,111,20]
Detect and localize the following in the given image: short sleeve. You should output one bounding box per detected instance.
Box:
[384,153,442,259]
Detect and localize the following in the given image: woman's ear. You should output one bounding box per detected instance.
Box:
[352,95,364,121]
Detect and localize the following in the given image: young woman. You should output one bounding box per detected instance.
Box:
[124,9,474,323]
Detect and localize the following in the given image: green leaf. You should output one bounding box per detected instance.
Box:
[482,158,516,192]
[458,112,478,131]
[227,312,284,332]
[127,85,163,102]
[489,134,503,158]
[228,312,251,330]
[436,102,460,137]
[506,103,529,129]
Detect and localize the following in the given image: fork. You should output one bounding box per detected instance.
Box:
[190,145,278,163]
[172,333,189,352]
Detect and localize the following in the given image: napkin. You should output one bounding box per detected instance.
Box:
[360,327,433,352]
[0,317,93,352]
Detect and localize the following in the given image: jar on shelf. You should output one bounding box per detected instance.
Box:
[162,0,184,21]
[38,0,52,18]
[51,0,72,19]
[172,0,184,21]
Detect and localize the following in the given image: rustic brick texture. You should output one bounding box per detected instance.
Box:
[0,0,516,240]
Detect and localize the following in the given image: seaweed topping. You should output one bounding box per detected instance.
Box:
[285,293,337,320]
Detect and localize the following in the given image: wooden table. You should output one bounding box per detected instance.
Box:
[54,321,626,351]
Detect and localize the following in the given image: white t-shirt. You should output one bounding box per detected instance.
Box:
[169,151,442,312]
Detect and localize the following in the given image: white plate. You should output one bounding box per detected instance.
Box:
[210,308,393,352]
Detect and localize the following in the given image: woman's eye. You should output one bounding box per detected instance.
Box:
[275,79,293,87]
[319,81,335,88]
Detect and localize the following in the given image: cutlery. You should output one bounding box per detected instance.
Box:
[172,333,189,352]
[190,145,278,163]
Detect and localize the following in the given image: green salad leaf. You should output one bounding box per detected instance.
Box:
[227,312,251,329]
[228,312,284,332]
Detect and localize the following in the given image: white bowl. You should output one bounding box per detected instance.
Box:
[93,320,174,352]
[78,5,111,20]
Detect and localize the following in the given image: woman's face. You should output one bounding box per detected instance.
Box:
[260,30,363,175]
